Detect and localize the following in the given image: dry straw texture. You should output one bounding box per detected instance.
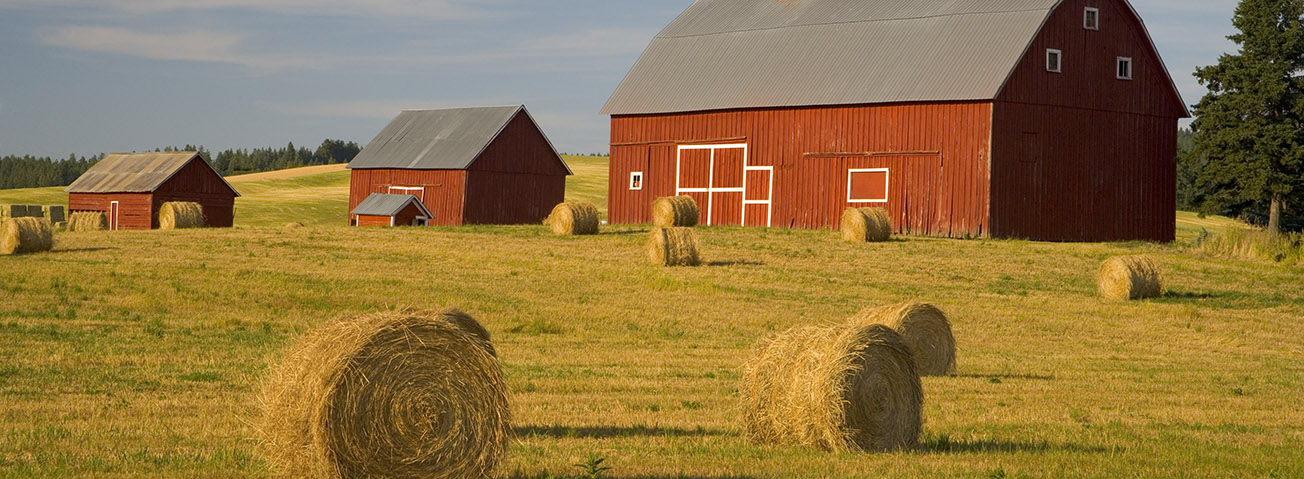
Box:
[545,201,600,235]
[1,217,53,255]
[651,196,700,227]
[68,212,107,232]
[647,227,701,266]
[159,202,205,229]
[1097,255,1163,300]
[851,303,956,376]
[260,308,510,479]
[741,323,922,452]
[841,207,892,242]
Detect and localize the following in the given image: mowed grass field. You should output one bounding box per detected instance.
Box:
[1,156,1302,478]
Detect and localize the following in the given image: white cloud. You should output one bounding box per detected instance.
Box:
[37,26,332,72]
[0,0,485,20]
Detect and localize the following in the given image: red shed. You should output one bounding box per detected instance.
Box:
[351,193,434,227]
[65,151,239,230]
[347,105,571,226]
[601,0,1188,242]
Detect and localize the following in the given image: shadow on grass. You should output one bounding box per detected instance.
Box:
[1156,289,1218,300]
[514,424,732,439]
[918,437,1111,454]
[949,373,1055,380]
[49,247,119,254]
[706,260,766,267]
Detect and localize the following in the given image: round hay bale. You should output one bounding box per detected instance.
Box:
[68,211,107,232]
[1098,255,1163,300]
[841,207,892,242]
[647,226,701,266]
[1,217,54,255]
[159,201,205,229]
[545,201,600,235]
[741,323,922,452]
[851,302,955,376]
[260,308,510,479]
[651,195,699,227]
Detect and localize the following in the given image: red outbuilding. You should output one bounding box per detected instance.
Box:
[351,193,434,227]
[347,105,571,226]
[65,151,239,230]
[601,0,1188,242]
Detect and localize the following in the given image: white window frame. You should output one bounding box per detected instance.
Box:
[1046,49,1062,73]
[387,186,425,203]
[1116,56,1133,80]
[413,217,428,226]
[1084,7,1099,30]
[846,168,890,203]
[629,171,643,190]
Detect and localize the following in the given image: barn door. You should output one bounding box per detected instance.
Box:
[843,154,943,235]
[743,166,773,227]
[109,201,120,231]
[676,143,748,226]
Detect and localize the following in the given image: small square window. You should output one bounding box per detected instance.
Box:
[629,171,643,190]
[1084,7,1099,30]
[1117,57,1132,80]
[1046,49,1062,73]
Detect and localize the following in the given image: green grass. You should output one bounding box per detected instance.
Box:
[1,159,1302,478]
[231,170,351,227]
[561,155,609,216]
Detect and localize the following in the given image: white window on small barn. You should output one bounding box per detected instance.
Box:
[1117,57,1133,80]
[1046,49,1062,73]
[629,171,643,190]
[1084,7,1099,30]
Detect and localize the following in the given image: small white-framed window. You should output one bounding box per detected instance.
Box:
[1116,57,1132,80]
[1084,7,1099,30]
[414,217,428,226]
[847,168,889,203]
[629,171,643,190]
[1046,49,1062,73]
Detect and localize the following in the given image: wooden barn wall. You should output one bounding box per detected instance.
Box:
[609,102,993,236]
[464,171,565,224]
[349,169,466,225]
[472,111,571,176]
[152,158,238,228]
[355,214,394,227]
[67,193,153,230]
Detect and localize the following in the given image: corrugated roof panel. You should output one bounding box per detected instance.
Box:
[350,193,428,217]
[347,106,525,170]
[65,152,214,193]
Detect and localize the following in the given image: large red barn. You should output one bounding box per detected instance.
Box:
[601,0,1188,241]
[347,105,571,226]
[65,152,238,230]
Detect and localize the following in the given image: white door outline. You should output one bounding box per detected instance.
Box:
[675,143,772,226]
[109,201,120,230]
[388,186,426,203]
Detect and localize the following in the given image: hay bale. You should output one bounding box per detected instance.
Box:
[850,303,955,376]
[43,205,66,223]
[1097,255,1163,300]
[647,227,701,266]
[841,207,892,242]
[68,211,107,232]
[651,195,699,227]
[545,201,600,235]
[159,201,205,229]
[1,217,54,255]
[742,323,922,452]
[261,308,509,479]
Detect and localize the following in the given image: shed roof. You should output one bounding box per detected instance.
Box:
[350,193,433,217]
[347,105,568,173]
[65,151,239,195]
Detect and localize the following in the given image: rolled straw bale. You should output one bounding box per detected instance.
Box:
[841,207,892,242]
[545,201,600,235]
[158,201,205,229]
[68,211,107,232]
[43,205,66,223]
[651,195,700,227]
[261,308,509,479]
[851,302,955,376]
[647,226,701,266]
[1097,255,1163,300]
[1,217,54,255]
[742,323,922,452]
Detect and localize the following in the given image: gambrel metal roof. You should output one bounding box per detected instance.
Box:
[65,151,239,195]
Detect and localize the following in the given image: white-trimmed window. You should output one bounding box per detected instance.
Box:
[1046,49,1062,73]
[1116,57,1133,80]
[629,171,643,190]
[1084,7,1099,30]
[847,168,889,203]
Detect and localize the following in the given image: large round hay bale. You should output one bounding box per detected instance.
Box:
[651,195,699,227]
[841,207,891,242]
[545,201,600,235]
[851,302,955,376]
[1097,255,1163,300]
[1,217,53,255]
[647,226,701,266]
[68,211,107,232]
[159,202,205,229]
[260,308,510,479]
[742,323,922,452]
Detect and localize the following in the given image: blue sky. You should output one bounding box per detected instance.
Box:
[0,0,1238,159]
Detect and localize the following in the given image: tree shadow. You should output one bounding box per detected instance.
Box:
[514,424,732,439]
[948,373,1055,380]
[917,437,1111,454]
[706,260,765,267]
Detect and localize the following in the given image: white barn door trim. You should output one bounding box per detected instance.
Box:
[675,143,769,226]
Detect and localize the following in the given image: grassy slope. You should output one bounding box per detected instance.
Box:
[1,159,1302,478]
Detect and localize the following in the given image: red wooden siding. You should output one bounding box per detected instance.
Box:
[349,169,466,225]
[152,158,237,228]
[68,193,152,230]
[464,172,565,225]
[355,215,393,227]
[472,111,572,176]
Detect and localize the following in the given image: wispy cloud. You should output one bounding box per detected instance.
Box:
[38,25,321,72]
[0,0,486,20]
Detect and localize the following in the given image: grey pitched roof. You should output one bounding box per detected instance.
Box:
[601,0,1084,115]
[350,193,432,217]
[347,105,567,172]
[66,152,239,195]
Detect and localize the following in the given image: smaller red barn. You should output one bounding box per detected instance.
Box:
[351,193,434,227]
[66,152,239,230]
[347,105,571,226]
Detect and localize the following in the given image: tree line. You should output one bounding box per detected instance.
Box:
[0,139,360,190]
